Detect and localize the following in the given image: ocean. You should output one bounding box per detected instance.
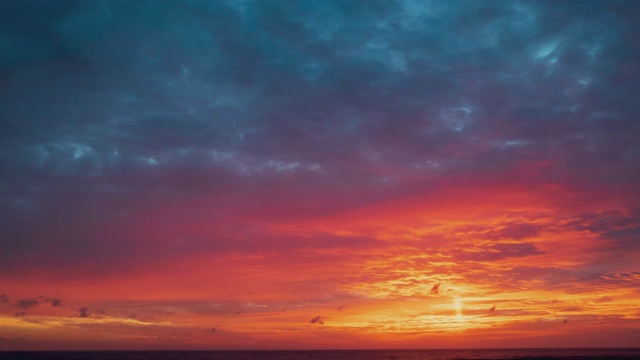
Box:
[0,349,639,360]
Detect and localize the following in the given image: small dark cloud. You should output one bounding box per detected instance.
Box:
[309,315,324,325]
[15,298,39,309]
[79,307,89,318]
[14,312,26,317]
[0,294,9,303]
[489,305,496,314]
[44,297,62,306]
[430,282,440,295]
[12,296,62,309]
[209,327,217,332]
[336,304,347,311]
[563,319,569,324]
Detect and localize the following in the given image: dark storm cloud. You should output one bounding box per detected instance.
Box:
[1,0,639,270]
[2,0,636,177]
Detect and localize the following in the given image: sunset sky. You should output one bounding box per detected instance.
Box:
[1,0,639,351]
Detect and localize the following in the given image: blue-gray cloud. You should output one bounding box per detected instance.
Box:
[1,0,639,270]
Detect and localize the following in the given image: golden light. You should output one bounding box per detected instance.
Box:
[454,297,463,317]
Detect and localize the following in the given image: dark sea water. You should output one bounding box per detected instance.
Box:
[1,349,639,360]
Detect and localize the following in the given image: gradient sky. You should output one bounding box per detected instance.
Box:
[1,0,639,351]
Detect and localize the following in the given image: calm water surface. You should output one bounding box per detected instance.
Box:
[1,349,639,360]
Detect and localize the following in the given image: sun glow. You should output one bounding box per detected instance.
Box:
[454,297,463,317]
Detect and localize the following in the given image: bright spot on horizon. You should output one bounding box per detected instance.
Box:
[454,298,463,317]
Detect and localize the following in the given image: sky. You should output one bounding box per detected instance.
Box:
[1,0,639,351]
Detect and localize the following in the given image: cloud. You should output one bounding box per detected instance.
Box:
[595,272,640,285]
[563,210,640,256]
[491,223,542,240]
[430,282,440,295]
[593,296,613,303]
[11,296,62,309]
[560,306,583,312]
[79,307,89,318]
[15,298,39,309]
[0,294,9,303]
[45,297,62,306]
[457,242,545,261]
[14,312,26,317]
[0,0,637,287]
[499,266,575,286]
[309,315,324,325]
[567,210,640,237]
